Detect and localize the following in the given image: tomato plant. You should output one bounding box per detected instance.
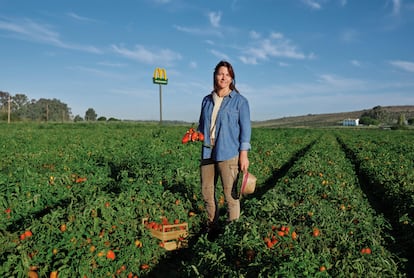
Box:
[0,123,412,277]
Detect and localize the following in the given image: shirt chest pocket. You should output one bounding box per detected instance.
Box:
[222,108,239,126]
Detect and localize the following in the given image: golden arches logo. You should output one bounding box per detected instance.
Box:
[153,67,168,85]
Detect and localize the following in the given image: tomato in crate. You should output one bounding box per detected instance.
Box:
[142,217,188,251]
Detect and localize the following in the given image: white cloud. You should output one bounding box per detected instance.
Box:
[302,0,322,10]
[174,25,201,34]
[239,56,258,65]
[317,74,365,89]
[249,30,261,39]
[97,61,127,67]
[67,12,97,23]
[308,52,317,59]
[210,49,230,61]
[302,0,348,10]
[278,62,290,67]
[391,0,401,15]
[189,61,197,69]
[248,74,414,120]
[151,0,171,4]
[351,60,361,67]
[67,65,127,80]
[340,29,359,43]
[111,44,182,65]
[208,11,222,28]
[174,24,222,37]
[302,0,347,10]
[270,32,284,39]
[0,17,102,54]
[390,60,414,73]
[239,31,307,64]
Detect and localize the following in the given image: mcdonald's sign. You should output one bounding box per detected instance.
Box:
[153,67,168,85]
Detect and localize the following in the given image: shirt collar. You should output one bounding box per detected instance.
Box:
[212,90,235,98]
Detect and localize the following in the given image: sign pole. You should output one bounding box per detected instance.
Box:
[8,94,11,124]
[152,67,168,124]
[159,84,162,123]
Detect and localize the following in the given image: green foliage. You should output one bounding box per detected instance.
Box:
[392,113,408,129]
[391,125,408,130]
[185,131,410,277]
[361,106,388,122]
[74,115,83,122]
[398,113,406,126]
[84,108,98,121]
[0,124,412,277]
[0,91,71,122]
[359,116,380,125]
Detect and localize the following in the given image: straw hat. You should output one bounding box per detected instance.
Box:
[240,171,257,196]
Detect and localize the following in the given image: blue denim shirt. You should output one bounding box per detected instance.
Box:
[198,90,251,161]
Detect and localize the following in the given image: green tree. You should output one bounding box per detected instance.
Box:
[74,115,83,122]
[0,91,72,122]
[85,108,97,121]
[361,106,389,123]
[359,116,379,126]
[26,98,71,122]
[392,113,408,130]
[397,113,406,126]
[0,91,10,112]
[12,94,30,119]
[0,91,10,120]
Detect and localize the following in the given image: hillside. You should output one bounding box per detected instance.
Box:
[252,105,414,128]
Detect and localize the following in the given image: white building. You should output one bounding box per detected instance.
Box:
[343,118,360,126]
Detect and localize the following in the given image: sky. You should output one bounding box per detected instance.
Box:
[1,0,414,122]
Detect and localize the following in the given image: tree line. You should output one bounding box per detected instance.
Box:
[0,91,102,122]
[360,105,414,127]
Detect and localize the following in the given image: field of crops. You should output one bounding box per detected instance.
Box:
[1,123,413,277]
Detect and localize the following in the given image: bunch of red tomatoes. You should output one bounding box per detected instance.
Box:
[182,128,204,144]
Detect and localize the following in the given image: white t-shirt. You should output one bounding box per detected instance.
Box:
[210,92,224,143]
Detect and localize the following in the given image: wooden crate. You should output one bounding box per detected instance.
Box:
[161,239,188,251]
[142,218,188,251]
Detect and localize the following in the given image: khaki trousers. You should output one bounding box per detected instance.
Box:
[201,156,240,224]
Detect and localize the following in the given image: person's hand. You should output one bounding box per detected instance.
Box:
[239,150,249,172]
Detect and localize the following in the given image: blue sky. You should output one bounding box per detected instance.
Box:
[1,0,413,122]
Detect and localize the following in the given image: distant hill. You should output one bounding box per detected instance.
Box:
[252,105,414,128]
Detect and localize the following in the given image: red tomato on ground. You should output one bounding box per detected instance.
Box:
[361,247,372,254]
[106,250,116,260]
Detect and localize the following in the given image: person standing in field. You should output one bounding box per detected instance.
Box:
[197,60,252,237]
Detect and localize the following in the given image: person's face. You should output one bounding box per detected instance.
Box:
[215,66,232,90]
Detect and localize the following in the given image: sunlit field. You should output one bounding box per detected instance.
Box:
[1,123,413,277]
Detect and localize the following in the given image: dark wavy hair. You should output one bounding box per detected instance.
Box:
[213,60,239,93]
